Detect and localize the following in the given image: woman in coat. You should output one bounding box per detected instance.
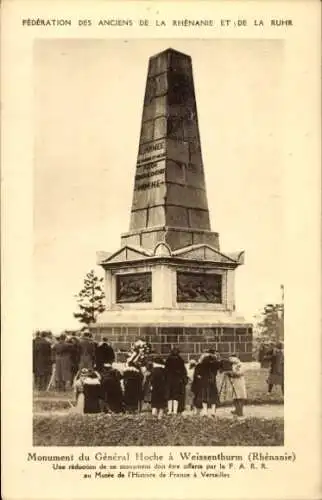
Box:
[227,354,247,417]
[192,350,221,416]
[164,348,188,414]
[82,369,102,414]
[122,362,144,412]
[100,363,123,413]
[150,357,167,419]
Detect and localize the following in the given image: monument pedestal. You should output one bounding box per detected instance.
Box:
[93,309,253,363]
[92,242,252,362]
[91,48,253,360]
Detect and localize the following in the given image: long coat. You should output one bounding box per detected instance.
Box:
[100,366,123,413]
[267,348,284,386]
[33,337,52,377]
[122,367,143,411]
[192,355,221,407]
[68,338,81,378]
[52,341,72,383]
[83,375,101,414]
[228,359,247,400]
[164,354,188,401]
[79,338,96,370]
[150,365,167,409]
[95,343,115,371]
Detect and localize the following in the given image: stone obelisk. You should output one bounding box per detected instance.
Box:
[94,48,253,362]
[121,48,219,251]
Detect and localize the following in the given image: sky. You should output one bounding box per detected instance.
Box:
[33,38,284,333]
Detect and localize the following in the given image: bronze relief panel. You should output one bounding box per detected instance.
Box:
[177,272,222,303]
[116,272,152,303]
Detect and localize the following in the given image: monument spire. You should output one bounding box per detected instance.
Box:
[95,48,252,364]
[121,48,220,251]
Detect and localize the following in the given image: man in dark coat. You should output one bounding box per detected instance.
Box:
[164,348,188,414]
[100,363,123,413]
[33,332,52,390]
[95,337,115,372]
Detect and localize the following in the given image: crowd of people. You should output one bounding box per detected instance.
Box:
[33,333,249,418]
[33,331,284,419]
[32,330,115,391]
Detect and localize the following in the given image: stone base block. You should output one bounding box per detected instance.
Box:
[90,323,253,363]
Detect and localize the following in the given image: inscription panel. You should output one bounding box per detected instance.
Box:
[135,159,166,191]
[177,272,222,303]
[137,140,166,165]
[116,272,152,303]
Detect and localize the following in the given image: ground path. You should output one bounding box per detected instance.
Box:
[33,403,283,419]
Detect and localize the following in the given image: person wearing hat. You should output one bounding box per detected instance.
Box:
[150,357,167,419]
[267,341,284,395]
[227,354,247,417]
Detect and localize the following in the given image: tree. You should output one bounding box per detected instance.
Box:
[253,286,284,362]
[74,269,105,326]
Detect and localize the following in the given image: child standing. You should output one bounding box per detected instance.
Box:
[228,354,247,417]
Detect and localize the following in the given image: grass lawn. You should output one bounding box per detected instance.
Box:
[33,413,284,446]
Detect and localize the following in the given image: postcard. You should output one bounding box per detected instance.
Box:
[1,1,321,499]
